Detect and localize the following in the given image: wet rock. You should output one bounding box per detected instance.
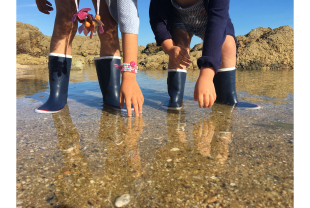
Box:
[115,194,130,207]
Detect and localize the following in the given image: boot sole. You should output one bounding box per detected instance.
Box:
[34,107,64,114]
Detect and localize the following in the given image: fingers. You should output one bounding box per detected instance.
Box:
[119,93,125,109]
[46,0,53,6]
[37,1,53,14]
[203,93,209,108]
[138,97,143,114]
[198,93,204,108]
[132,99,139,116]
[125,97,132,117]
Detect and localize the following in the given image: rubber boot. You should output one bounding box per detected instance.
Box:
[167,69,187,109]
[213,67,260,109]
[35,53,72,113]
[213,67,238,105]
[94,56,121,109]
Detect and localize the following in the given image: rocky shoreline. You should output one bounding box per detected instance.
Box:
[16,21,293,70]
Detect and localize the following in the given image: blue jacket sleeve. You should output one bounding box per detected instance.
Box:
[197,0,230,73]
[149,0,173,46]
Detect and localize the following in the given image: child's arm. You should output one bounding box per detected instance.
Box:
[197,0,231,72]
[119,33,144,117]
[194,67,216,108]
[194,0,231,108]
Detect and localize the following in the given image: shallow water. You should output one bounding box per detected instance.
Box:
[16,65,293,208]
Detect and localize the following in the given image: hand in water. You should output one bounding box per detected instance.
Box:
[194,67,216,108]
[119,72,144,116]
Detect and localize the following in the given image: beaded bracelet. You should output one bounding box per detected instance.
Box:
[114,61,138,74]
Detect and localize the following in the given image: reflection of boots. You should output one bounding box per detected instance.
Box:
[167,110,187,143]
[51,105,80,151]
[167,69,187,109]
[213,67,238,105]
[209,104,235,164]
[35,53,72,113]
[94,56,121,109]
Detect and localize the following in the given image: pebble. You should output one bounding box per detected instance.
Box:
[64,170,71,175]
[170,148,180,151]
[206,196,217,203]
[230,183,236,186]
[167,159,172,162]
[115,194,130,207]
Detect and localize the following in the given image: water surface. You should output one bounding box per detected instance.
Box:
[16,65,293,208]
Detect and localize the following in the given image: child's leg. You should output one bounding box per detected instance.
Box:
[211,35,238,105]
[50,0,79,55]
[91,0,121,57]
[166,28,192,109]
[35,0,78,113]
[92,0,122,109]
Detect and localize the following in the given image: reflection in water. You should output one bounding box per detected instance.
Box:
[52,105,102,207]
[51,105,145,207]
[137,105,235,206]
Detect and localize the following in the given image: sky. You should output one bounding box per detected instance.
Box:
[16,0,294,48]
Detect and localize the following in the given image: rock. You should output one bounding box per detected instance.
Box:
[16,21,294,70]
[16,22,50,57]
[170,148,180,151]
[115,194,130,207]
[142,42,164,55]
[206,196,217,203]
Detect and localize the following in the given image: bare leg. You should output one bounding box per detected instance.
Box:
[92,0,120,56]
[165,28,193,109]
[169,28,193,69]
[35,0,78,113]
[219,35,237,68]
[50,0,79,55]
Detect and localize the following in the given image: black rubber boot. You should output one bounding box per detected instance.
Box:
[213,67,260,109]
[167,69,187,109]
[35,53,72,113]
[94,56,122,109]
[213,67,238,105]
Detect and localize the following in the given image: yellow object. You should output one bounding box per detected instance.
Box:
[95,14,101,20]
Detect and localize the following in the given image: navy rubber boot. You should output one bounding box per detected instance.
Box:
[35,53,72,113]
[213,67,238,106]
[167,69,187,109]
[213,67,260,109]
[94,56,122,109]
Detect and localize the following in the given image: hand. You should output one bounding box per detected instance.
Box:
[194,67,216,108]
[36,0,53,14]
[119,72,144,116]
[167,46,192,69]
[193,119,215,157]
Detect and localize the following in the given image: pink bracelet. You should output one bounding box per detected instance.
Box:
[114,61,138,74]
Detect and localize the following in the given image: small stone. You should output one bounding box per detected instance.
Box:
[30,150,34,153]
[64,170,71,175]
[206,196,217,203]
[170,148,180,151]
[167,159,172,162]
[115,194,130,207]
[230,183,236,186]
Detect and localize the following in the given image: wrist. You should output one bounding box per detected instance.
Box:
[122,71,137,81]
[199,67,215,80]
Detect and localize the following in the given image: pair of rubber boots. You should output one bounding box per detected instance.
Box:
[167,67,240,109]
[35,54,122,113]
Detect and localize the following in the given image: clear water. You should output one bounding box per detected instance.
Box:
[16,65,293,207]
